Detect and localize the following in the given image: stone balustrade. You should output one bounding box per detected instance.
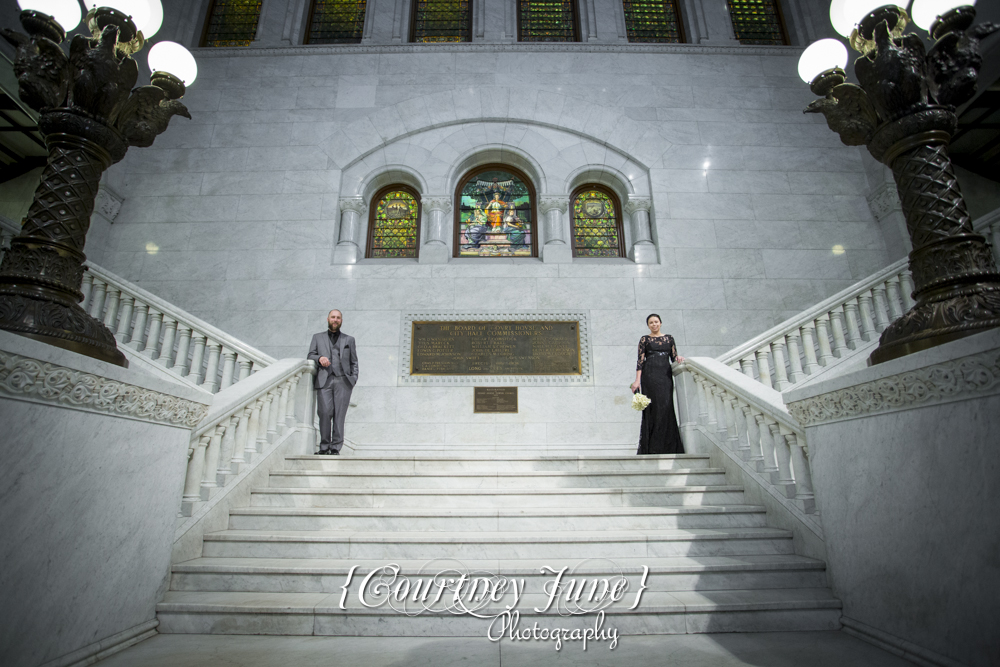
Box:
[674,357,821,529]
[81,263,275,392]
[180,358,316,518]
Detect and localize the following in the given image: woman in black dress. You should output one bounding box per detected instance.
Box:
[629,314,686,455]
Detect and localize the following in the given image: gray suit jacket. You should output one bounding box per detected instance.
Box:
[307,331,359,390]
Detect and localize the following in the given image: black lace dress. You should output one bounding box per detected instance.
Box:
[636,335,684,455]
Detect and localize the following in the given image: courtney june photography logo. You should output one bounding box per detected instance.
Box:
[335,559,651,650]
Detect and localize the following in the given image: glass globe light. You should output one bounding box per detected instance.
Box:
[93,0,150,33]
[910,0,975,30]
[843,0,898,26]
[829,0,855,38]
[148,41,198,85]
[143,0,163,38]
[798,39,849,84]
[17,0,82,30]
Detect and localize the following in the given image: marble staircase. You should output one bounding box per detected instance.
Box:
[158,450,841,636]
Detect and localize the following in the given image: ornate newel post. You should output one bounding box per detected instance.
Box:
[419,197,451,264]
[804,5,1000,364]
[0,9,190,366]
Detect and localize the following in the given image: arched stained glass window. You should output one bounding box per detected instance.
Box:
[368,186,421,259]
[455,167,537,258]
[412,0,472,42]
[201,0,263,47]
[726,0,788,45]
[307,0,368,44]
[518,0,579,42]
[623,0,684,43]
[571,186,625,258]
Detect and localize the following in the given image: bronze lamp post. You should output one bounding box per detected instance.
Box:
[802,3,1000,364]
[0,6,190,366]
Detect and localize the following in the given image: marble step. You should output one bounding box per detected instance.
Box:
[200,527,794,560]
[170,555,830,594]
[266,468,730,489]
[282,454,712,473]
[227,505,769,532]
[249,485,748,508]
[156,588,842,635]
[350,444,640,457]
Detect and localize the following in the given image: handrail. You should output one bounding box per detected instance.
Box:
[179,358,316,518]
[673,357,823,537]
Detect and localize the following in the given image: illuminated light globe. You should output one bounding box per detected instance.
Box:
[148,41,198,85]
[17,0,82,30]
[94,0,150,32]
[798,39,849,83]
[829,0,855,38]
[143,0,163,38]
[843,0,898,25]
[911,0,975,30]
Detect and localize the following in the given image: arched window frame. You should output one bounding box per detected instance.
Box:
[569,184,626,259]
[200,0,263,47]
[410,0,473,43]
[517,0,580,43]
[366,185,423,259]
[453,164,539,258]
[305,0,369,45]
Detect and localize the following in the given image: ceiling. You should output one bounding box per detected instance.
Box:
[0,55,46,184]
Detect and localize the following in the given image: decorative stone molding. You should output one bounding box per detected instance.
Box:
[538,197,569,214]
[866,181,903,222]
[424,197,452,213]
[398,311,593,386]
[339,198,368,214]
[192,43,801,58]
[624,197,652,214]
[0,351,209,427]
[786,349,1000,426]
[94,185,124,222]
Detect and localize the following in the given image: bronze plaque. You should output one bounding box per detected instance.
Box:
[474,387,518,413]
[410,321,580,375]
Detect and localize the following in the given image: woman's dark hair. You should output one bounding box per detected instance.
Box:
[646,313,662,324]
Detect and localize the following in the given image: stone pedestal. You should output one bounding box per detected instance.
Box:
[539,197,572,264]
[419,197,451,264]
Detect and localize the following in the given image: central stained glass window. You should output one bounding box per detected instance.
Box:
[456,168,536,257]
[412,0,472,42]
[571,187,625,257]
[368,187,421,258]
[307,0,368,44]
[518,0,578,42]
[622,0,685,43]
[201,0,263,47]
[726,0,787,45]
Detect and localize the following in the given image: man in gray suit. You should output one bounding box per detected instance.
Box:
[307,309,359,455]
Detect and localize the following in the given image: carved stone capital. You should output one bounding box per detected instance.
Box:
[538,197,568,214]
[339,198,367,215]
[625,198,652,215]
[424,197,452,213]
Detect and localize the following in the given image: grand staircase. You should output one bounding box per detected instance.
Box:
[157,447,841,636]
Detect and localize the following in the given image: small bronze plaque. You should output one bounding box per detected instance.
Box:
[410,321,580,375]
[474,387,518,413]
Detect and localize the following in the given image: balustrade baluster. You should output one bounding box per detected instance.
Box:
[739,357,755,379]
[770,339,790,390]
[80,272,94,311]
[285,376,299,427]
[741,404,764,464]
[181,435,210,516]
[277,382,291,435]
[799,324,820,375]
[695,378,712,427]
[201,342,222,392]
[219,350,237,390]
[186,334,207,384]
[219,408,249,486]
[754,348,773,389]
[128,302,149,351]
[857,290,878,339]
[101,288,121,334]
[156,318,178,368]
[815,315,835,365]
[88,279,107,319]
[885,277,905,321]
[267,389,280,442]
[871,284,891,331]
[240,400,263,463]
[829,306,849,356]
[785,331,805,383]
[785,431,816,513]
[171,326,192,376]
[112,294,133,343]
[143,311,163,359]
[710,387,728,440]
[773,424,796,498]
[899,272,917,310]
[238,359,253,381]
[723,394,740,451]
[201,425,225,500]
[843,298,863,348]
[731,398,751,458]
[754,413,780,478]
[257,394,273,450]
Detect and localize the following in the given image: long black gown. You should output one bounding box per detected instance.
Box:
[636,334,685,455]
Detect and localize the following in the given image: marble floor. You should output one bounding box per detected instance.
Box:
[95,631,915,666]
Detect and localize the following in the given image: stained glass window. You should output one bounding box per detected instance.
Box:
[518,0,578,42]
[412,0,472,42]
[456,168,535,257]
[368,187,420,259]
[623,0,684,43]
[571,187,624,258]
[726,0,787,45]
[201,0,262,47]
[307,0,368,44]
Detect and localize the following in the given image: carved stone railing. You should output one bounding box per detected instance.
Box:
[674,357,823,537]
[180,358,315,518]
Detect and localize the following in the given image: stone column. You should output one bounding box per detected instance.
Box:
[538,197,571,264]
[625,198,657,264]
[333,198,367,265]
[419,197,451,264]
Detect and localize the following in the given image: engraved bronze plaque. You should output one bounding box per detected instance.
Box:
[410,321,580,375]
[474,387,518,413]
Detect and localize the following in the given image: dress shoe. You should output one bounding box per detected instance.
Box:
[329,450,340,455]
[318,449,333,455]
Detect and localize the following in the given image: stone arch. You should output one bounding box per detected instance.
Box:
[565,164,642,202]
[354,164,428,201]
[447,144,547,197]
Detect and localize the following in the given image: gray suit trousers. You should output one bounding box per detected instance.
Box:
[317,375,352,451]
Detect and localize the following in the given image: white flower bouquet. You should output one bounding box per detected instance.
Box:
[631,392,651,411]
